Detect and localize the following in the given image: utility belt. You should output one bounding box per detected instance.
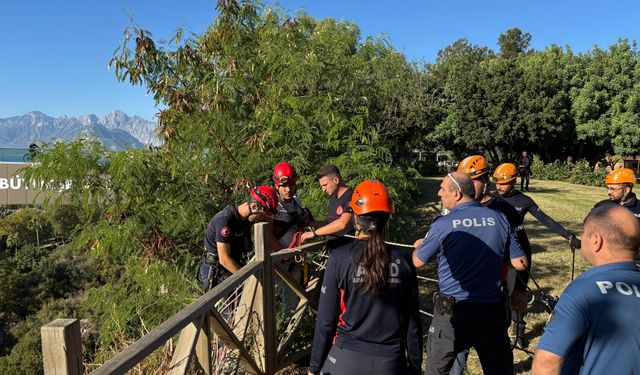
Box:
[203,249,250,267]
[434,292,506,317]
[202,249,247,290]
[433,292,457,315]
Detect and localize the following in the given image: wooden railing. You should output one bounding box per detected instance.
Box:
[41,222,326,375]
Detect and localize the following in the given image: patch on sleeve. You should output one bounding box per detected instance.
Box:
[336,206,344,215]
[221,226,231,238]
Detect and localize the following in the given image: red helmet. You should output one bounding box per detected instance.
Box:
[250,186,279,216]
[350,180,393,215]
[272,162,298,186]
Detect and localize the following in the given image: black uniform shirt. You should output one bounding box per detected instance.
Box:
[593,192,640,219]
[309,240,422,374]
[326,188,355,249]
[198,205,252,286]
[500,190,573,239]
[273,196,304,247]
[483,194,532,290]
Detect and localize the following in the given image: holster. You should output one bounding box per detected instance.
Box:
[433,292,455,315]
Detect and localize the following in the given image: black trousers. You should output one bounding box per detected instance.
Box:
[320,345,407,375]
[426,300,512,375]
[519,169,530,190]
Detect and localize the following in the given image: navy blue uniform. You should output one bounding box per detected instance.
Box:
[325,188,355,249]
[593,192,640,219]
[198,205,251,288]
[537,262,640,374]
[416,201,525,375]
[309,240,422,374]
[484,195,532,290]
[500,190,574,239]
[273,196,305,248]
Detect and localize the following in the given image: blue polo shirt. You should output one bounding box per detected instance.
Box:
[537,261,640,374]
[415,201,525,303]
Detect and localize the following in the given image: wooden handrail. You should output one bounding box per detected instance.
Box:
[90,261,262,375]
[46,223,331,375]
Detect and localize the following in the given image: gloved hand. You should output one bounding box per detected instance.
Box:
[568,234,581,251]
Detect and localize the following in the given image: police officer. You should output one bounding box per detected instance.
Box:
[532,204,640,374]
[414,172,528,375]
[457,155,533,351]
[309,180,422,375]
[593,167,640,219]
[518,151,532,191]
[198,186,279,290]
[300,165,354,249]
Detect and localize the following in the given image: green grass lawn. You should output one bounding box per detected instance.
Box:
[405,177,606,374]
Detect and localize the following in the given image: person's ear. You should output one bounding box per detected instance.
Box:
[592,233,604,253]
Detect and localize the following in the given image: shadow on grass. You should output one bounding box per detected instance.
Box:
[523,187,562,194]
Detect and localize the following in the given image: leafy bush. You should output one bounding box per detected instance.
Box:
[0,298,88,375]
[531,156,607,186]
[85,259,200,363]
[48,204,85,240]
[0,209,53,250]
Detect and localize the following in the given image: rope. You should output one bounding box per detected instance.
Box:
[343,234,415,249]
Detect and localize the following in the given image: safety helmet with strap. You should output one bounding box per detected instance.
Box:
[604,168,636,186]
[458,155,490,180]
[350,179,393,215]
[272,162,298,186]
[250,186,279,216]
[493,163,518,185]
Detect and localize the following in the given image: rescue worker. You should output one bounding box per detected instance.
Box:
[593,167,640,218]
[272,161,311,248]
[493,162,580,248]
[532,204,640,374]
[492,162,581,351]
[457,155,533,351]
[300,165,354,250]
[518,151,532,191]
[414,172,528,375]
[309,180,422,375]
[271,162,312,312]
[198,185,279,290]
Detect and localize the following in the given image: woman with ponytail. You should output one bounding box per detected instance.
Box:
[308,180,422,375]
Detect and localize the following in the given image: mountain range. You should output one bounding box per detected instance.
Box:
[0,111,159,150]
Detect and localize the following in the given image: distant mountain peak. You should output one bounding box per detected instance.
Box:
[0,111,159,150]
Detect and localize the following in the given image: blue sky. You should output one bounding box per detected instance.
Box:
[1,0,638,121]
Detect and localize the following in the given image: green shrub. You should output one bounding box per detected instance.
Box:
[48,204,85,240]
[531,156,607,186]
[0,209,53,250]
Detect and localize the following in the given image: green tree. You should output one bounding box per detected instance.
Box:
[498,27,532,58]
[572,39,640,156]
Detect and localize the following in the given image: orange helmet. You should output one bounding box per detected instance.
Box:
[457,155,490,179]
[493,163,518,185]
[604,168,636,185]
[350,180,393,215]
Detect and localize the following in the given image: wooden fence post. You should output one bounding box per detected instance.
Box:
[41,319,82,375]
[254,222,277,374]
